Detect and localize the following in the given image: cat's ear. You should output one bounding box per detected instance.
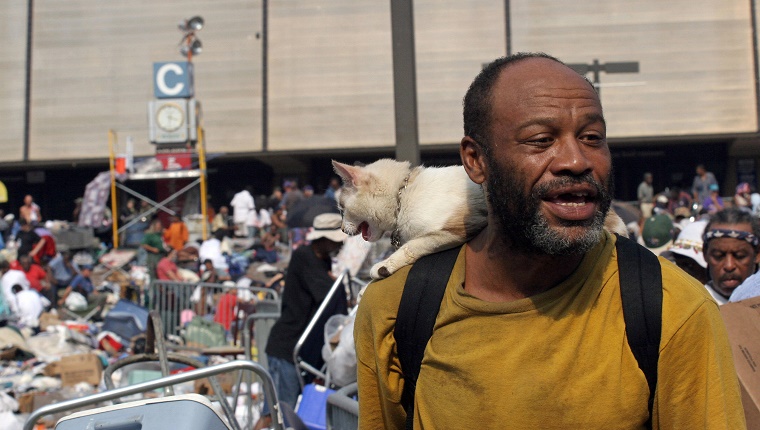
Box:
[332,160,361,187]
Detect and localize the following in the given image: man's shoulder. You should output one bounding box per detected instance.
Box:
[609,237,712,309]
[357,265,413,320]
[730,272,760,302]
[656,256,719,328]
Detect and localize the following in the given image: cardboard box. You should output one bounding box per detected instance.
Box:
[38,311,62,331]
[18,391,67,427]
[58,353,103,386]
[194,371,236,396]
[43,360,61,377]
[720,296,760,429]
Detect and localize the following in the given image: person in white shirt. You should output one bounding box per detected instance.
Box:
[12,284,50,328]
[0,260,30,310]
[230,187,255,238]
[198,229,230,277]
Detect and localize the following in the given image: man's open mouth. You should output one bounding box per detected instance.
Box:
[547,191,593,206]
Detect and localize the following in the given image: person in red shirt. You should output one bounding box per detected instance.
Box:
[33,228,58,264]
[13,255,50,296]
[214,281,239,333]
[156,250,181,281]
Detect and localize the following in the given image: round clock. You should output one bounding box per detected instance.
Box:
[156,103,185,132]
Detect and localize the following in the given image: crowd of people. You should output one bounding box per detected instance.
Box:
[0,195,96,330]
[632,164,760,307]
[0,174,348,334]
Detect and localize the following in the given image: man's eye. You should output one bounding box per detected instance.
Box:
[526,137,554,146]
[580,134,605,145]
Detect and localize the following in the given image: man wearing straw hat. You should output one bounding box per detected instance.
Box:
[258,213,348,426]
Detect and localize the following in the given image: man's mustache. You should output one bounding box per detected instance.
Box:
[533,174,607,199]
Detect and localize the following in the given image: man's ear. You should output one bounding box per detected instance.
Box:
[460,136,487,185]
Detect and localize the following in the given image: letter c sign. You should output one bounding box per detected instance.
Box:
[153,61,194,99]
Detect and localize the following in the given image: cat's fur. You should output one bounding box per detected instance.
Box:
[332,158,628,279]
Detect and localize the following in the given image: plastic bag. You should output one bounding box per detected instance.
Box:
[65,291,88,311]
[322,314,357,387]
[0,411,23,430]
[0,391,23,430]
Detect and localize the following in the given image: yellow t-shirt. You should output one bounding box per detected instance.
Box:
[354,232,745,429]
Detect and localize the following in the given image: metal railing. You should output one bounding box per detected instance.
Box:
[149,280,279,339]
[327,382,359,430]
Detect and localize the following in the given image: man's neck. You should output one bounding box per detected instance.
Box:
[464,224,586,302]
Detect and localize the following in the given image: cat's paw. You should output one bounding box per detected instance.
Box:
[370,262,391,279]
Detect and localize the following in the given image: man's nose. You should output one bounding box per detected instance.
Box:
[723,256,738,272]
[550,137,593,176]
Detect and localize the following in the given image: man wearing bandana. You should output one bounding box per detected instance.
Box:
[702,208,760,304]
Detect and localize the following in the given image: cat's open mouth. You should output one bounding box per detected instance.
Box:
[359,221,371,240]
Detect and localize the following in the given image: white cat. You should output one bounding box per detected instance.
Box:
[332,158,628,279]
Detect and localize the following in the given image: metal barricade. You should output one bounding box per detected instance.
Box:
[326,382,359,430]
[243,298,281,371]
[239,299,282,428]
[149,280,279,339]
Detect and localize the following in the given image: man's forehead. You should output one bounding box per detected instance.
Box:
[491,58,601,114]
[496,58,595,93]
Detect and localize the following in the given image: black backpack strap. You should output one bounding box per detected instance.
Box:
[394,246,461,430]
[615,234,663,428]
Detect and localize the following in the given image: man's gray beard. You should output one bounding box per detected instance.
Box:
[485,155,613,256]
[525,204,607,255]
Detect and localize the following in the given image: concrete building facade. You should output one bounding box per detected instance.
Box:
[1,1,759,218]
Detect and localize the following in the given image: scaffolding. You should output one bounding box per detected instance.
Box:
[107,128,209,249]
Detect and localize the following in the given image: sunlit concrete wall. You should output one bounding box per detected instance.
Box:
[0,0,756,163]
[0,3,29,162]
[511,0,758,139]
